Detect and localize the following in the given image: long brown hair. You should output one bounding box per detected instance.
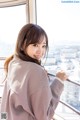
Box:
[4,23,49,73]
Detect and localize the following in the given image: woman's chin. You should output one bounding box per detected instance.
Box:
[33,56,41,61]
[35,58,41,61]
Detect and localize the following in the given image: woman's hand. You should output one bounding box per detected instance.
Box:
[56,70,68,81]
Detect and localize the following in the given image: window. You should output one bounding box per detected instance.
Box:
[0,3,27,83]
[36,0,80,116]
[36,0,80,83]
[0,4,27,57]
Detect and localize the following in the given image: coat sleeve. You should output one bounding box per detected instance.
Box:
[48,75,64,118]
[48,75,64,115]
[29,68,64,120]
[49,74,64,99]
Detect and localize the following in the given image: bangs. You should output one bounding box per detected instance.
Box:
[30,35,46,44]
[24,25,48,47]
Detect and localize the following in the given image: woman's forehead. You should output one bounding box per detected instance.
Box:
[38,36,46,44]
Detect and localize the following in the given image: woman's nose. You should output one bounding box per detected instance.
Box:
[37,47,42,53]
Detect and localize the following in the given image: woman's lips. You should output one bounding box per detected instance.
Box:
[34,55,41,60]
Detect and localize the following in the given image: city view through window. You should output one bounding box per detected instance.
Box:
[36,0,80,117]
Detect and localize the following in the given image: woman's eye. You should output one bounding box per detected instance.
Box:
[32,44,46,48]
[42,45,46,48]
[33,44,38,47]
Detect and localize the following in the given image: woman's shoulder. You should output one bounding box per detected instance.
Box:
[12,55,45,75]
[26,62,46,76]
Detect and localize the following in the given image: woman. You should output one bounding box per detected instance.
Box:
[1,23,67,120]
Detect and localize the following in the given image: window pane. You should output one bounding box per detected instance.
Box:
[0,4,26,57]
[0,4,27,83]
[36,0,80,83]
[36,0,80,116]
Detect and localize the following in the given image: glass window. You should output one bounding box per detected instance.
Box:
[0,4,27,57]
[0,4,27,83]
[36,0,80,83]
[36,0,80,116]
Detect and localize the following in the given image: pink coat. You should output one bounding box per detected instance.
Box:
[1,55,64,120]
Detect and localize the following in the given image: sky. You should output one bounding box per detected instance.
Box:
[0,5,26,44]
[0,1,80,46]
[37,0,80,45]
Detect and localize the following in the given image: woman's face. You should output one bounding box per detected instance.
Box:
[25,37,47,61]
